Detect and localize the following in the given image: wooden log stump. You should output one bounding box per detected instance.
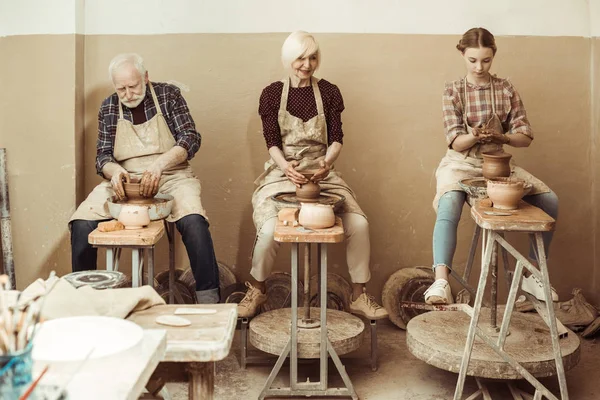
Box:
[308,273,352,311]
[382,267,434,329]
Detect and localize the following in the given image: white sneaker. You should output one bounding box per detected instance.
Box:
[424,279,454,305]
[521,274,559,302]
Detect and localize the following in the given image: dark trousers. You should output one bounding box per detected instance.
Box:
[70,214,220,291]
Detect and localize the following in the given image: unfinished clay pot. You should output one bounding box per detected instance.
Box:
[123,181,147,203]
[487,178,525,210]
[299,203,335,229]
[118,204,150,229]
[482,152,512,179]
[296,170,321,202]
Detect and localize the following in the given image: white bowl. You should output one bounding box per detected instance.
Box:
[32,316,144,361]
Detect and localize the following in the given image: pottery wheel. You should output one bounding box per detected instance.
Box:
[249,307,364,358]
[271,192,346,210]
[63,270,126,289]
[406,308,580,380]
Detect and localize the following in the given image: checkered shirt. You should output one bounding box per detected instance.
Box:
[95,82,201,176]
[442,76,533,146]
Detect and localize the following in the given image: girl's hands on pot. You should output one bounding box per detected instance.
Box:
[284,160,308,187]
[311,160,331,183]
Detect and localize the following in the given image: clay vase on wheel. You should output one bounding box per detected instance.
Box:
[486,178,525,210]
[296,170,321,202]
[482,152,512,179]
[299,203,335,229]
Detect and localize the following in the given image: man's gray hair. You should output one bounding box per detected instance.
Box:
[108,53,146,81]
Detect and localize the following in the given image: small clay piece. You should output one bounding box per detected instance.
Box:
[118,204,151,229]
[482,151,512,179]
[278,208,299,226]
[298,203,335,229]
[155,315,191,327]
[487,177,525,210]
[296,170,321,202]
[97,220,125,232]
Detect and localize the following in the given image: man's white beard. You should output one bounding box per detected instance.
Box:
[121,84,147,108]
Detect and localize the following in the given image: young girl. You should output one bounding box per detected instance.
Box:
[425,27,559,305]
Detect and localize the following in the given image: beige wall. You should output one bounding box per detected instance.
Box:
[593,37,600,301]
[0,35,84,288]
[79,34,596,303]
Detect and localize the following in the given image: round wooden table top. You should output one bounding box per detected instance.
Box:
[406,308,580,380]
[249,307,365,359]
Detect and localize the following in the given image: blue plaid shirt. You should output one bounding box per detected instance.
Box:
[95,82,201,176]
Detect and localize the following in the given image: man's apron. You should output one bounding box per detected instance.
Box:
[70,82,206,223]
[251,77,364,231]
[433,77,550,210]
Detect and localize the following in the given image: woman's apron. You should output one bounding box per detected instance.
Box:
[433,78,550,210]
[251,77,364,231]
[70,82,206,223]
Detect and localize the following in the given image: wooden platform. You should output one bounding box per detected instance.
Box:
[249,307,364,359]
[89,220,165,246]
[471,199,555,232]
[406,309,580,380]
[274,217,345,243]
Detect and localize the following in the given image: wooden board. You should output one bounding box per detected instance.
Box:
[406,309,580,380]
[471,199,555,232]
[89,220,165,246]
[274,217,345,243]
[127,304,237,363]
[249,307,364,358]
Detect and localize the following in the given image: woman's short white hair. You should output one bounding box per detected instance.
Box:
[108,53,146,81]
[281,31,321,70]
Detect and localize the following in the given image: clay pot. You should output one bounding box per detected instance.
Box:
[123,181,147,203]
[296,171,321,202]
[487,178,525,210]
[118,205,150,229]
[482,152,512,179]
[299,203,335,229]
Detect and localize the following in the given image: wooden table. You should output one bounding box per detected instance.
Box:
[451,198,569,400]
[88,221,178,304]
[34,330,166,400]
[255,217,360,400]
[127,304,237,400]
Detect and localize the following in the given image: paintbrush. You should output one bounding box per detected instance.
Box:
[18,364,49,400]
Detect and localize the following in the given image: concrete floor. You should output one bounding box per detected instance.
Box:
[166,321,600,400]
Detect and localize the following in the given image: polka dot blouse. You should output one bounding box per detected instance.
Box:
[258,79,345,149]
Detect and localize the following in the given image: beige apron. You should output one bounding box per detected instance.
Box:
[70,82,206,223]
[251,77,364,231]
[433,77,550,210]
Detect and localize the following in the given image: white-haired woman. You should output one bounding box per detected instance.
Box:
[237,31,388,320]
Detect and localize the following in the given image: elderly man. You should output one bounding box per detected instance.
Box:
[69,53,220,303]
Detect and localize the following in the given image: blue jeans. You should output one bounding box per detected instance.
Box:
[433,190,559,270]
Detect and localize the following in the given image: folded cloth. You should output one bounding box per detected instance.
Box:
[21,276,165,320]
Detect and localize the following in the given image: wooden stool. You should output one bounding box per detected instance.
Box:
[453,199,571,399]
[252,217,360,400]
[88,220,176,302]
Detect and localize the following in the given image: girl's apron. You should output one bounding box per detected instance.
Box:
[433,77,549,210]
[252,77,364,231]
[70,82,206,223]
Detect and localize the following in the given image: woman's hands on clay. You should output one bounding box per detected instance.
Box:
[284,160,308,187]
[311,160,331,183]
[473,128,509,145]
